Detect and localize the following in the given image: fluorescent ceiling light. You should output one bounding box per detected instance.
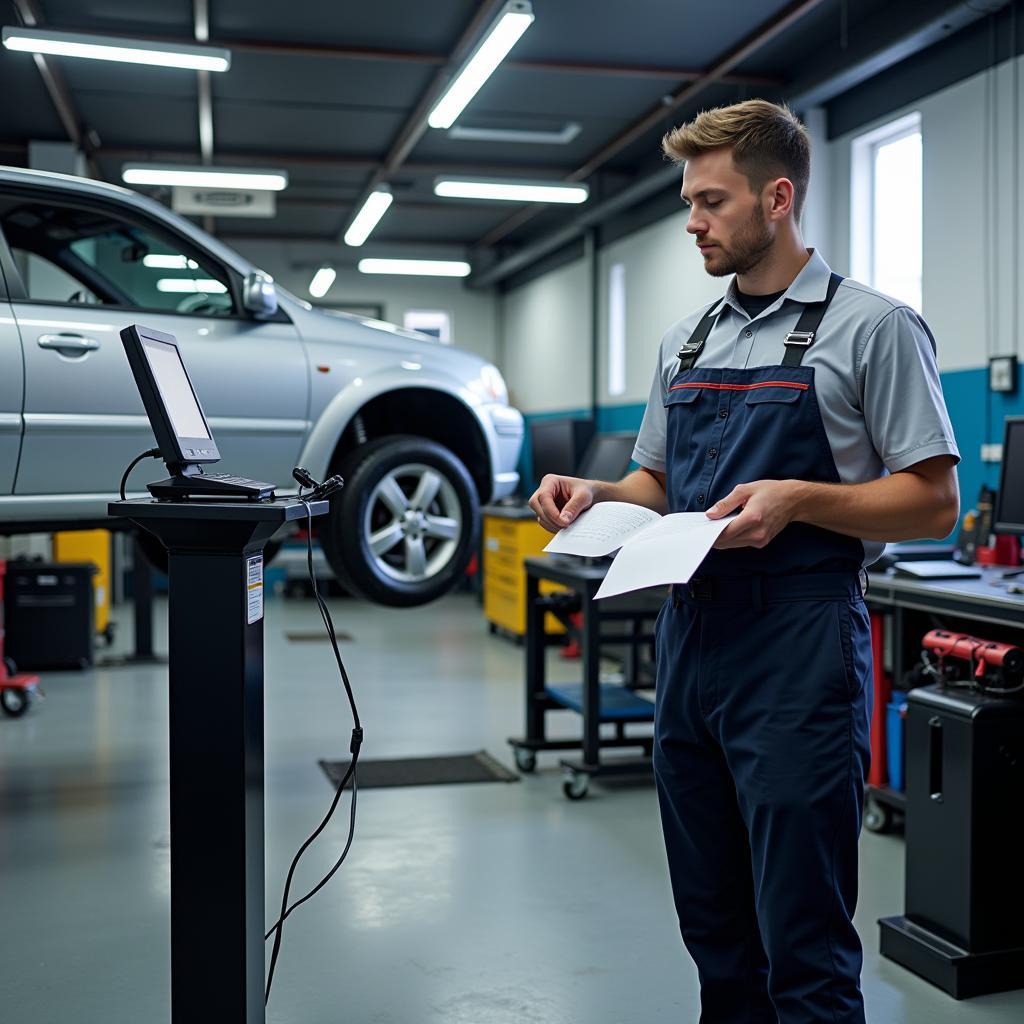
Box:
[343,188,393,247]
[434,177,588,204]
[427,0,533,129]
[309,266,337,299]
[358,259,471,278]
[143,254,198,269]
[156,279,227,293]
[447,122,581,145]
[123,165,288,191]
[2,26,230,72]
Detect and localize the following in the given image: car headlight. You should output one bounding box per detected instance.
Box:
[472,363,509,405]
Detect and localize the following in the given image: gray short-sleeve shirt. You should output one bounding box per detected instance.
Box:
[632,249,960,566]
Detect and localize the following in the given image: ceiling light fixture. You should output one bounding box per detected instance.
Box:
[2,27,230,72]
[434,177,588,204]
[122,165,288,191]
[447,122,581,145]
[427,0,534,130]
[358,259,471,278]
[143,254,199,269]
[343,187,394,247]
[308,266,337,299]
[156,279,227,293]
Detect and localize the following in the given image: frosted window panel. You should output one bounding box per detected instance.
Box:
[608,262,626,397]
[872,131,922,312]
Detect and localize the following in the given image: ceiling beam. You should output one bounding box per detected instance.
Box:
[475,0,830,250]
[505,59,781,86]
[11,0,94,163]
[9,25,784,86]
[98,146,571,180]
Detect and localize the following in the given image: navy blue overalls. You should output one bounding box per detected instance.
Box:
[653,275,873,1024]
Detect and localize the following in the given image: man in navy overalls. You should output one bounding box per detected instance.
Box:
[531,100,960,1022]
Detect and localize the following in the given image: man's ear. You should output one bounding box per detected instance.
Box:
[765,177,795,220]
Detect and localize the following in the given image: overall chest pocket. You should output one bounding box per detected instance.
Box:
[665,384,703,408]
[743,383,806,408]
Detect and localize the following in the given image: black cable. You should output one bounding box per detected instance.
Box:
[119,448,161,500]
[265,492,361,1005]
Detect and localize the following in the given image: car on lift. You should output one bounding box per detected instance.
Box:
[0,167,523,607]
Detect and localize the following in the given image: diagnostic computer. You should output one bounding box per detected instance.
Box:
[120,324,276,499]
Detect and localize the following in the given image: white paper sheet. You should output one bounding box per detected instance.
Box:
[542,501,662,557]
[594,513,736,599]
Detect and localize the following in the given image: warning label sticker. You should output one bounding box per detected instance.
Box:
[246,554,264,625]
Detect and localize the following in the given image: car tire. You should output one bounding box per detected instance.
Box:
[319,435,479,608]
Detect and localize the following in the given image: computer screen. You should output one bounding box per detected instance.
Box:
[577,432,637,482]
[995,417,1024,535]
[530,418,589,483]
[141,336,211,440]
[120,324,220,467]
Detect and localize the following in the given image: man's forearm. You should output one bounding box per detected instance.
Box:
[592,467,668,514]
[791,466,959,542]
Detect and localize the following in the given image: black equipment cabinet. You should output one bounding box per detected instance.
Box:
[108,497,326,1024]
[4,561,95,669]
[879,684,1024,998]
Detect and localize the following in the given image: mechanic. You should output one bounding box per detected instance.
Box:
[530,100,960,1023]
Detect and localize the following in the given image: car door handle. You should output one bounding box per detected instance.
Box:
[37,333,101,355]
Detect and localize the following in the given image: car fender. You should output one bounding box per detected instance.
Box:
[296,366,498,483]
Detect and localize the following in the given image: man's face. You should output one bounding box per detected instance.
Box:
[681,148,775,278]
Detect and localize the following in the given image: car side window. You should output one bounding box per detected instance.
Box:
[0,195,237,318]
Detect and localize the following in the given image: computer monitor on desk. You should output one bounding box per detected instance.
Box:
[577,431,637,482]
[995,417,1024,536]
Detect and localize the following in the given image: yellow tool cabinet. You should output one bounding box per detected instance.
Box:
[482,505,567,637]
[53,529,113,641]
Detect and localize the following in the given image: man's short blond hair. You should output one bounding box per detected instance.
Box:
[662,100,811,220]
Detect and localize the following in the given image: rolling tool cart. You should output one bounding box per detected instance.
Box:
[508,556,663,799]
[0,559,42,717]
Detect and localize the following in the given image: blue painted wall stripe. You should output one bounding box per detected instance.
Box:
[516,366,1022,524]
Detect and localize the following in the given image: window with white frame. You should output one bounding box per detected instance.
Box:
[850,111,922,312]
[607,262,626,397]
[403,309,452,344]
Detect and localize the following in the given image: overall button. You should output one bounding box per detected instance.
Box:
[707,447,718,458]
[744,329,753,338]
[719,408,728,418]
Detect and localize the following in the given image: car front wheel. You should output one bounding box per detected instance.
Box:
[319,435,479,607]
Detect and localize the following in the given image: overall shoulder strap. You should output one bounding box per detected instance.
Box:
[676,299,724,372]
[781,272,844,367]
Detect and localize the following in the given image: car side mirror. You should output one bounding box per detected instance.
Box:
[242,270,278,318]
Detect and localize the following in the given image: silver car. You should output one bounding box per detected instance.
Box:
[0,167,523,607]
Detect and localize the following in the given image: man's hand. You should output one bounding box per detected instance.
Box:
[529,474,596,533]
[706,479,803,549]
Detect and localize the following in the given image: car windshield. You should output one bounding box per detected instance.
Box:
[1,198,235,317]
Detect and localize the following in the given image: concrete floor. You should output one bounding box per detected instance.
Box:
[1,589,1022,1024]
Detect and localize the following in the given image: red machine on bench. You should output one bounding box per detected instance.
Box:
[920,628,1024,695]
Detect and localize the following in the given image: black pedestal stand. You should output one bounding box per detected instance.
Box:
[108,496,327,1024]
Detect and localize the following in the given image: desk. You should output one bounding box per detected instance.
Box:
[863,566,1024,830]
[508,555,664,799]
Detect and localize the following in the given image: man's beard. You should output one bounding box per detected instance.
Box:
[702,203,774,277]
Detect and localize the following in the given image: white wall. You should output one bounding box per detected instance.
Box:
[499,256,591,414]
[498,52,1024,417]
[596,211,724,406]
[827,52,1024,372]
[229,240,501,365]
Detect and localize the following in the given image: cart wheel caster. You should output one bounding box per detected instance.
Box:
[1,688,29,718]
[864,797,893,834]
[563,772,590,800]
[514,748,537,773]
